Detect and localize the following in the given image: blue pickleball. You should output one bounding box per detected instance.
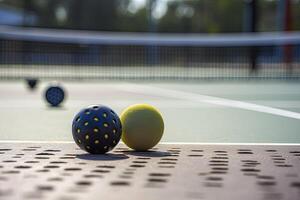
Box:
[44,85,65,107]
[72,105,122,154]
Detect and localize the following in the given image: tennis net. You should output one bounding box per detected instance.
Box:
[1,25,300,80]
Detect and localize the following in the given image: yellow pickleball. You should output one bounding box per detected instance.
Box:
[121,104,164,151]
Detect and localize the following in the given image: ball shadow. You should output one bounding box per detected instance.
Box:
[45,105,67,110]
[121,150,172,158]
[76,153,129,161]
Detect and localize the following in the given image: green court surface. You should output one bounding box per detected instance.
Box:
[0,80,299,143]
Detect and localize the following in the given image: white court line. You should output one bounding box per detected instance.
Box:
[0,140,299,145]
[117,83,300,120]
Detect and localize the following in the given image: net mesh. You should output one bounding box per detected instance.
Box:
[1,25,300,80]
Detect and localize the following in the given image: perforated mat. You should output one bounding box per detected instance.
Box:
[0,143,300,200]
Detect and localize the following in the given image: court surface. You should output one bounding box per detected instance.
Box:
[1,142,300,200]
[0,80,299,143]
[1,80,300,200]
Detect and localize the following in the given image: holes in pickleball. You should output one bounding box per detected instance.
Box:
[93,128,99,133]
[84,122,89,126]
[102,113,107,118]
[103,123,109,128]
[84,110,90,115]
[104,134,109,139]
[75,117,80,122]
[93,117,99,122]
[85,135,89,140]
[92,106,99,110]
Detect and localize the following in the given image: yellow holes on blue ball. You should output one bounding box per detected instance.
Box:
[84,122,89,126]
[103,123,108,128]
[95,140,99,144]
[104,134,109,139]
[77,129,81,133]
[85,135,89,140]
[103,113,107,118]
[93,128,99,133]
[93,117,99,122]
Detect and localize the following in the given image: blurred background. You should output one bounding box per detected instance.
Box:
[0,0,300,80]
[1,0,300,33]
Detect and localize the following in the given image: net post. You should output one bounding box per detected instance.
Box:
[243,0,258,74]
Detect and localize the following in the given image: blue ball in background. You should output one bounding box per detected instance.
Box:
[44,85,65,107]
[72,105,122,154]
